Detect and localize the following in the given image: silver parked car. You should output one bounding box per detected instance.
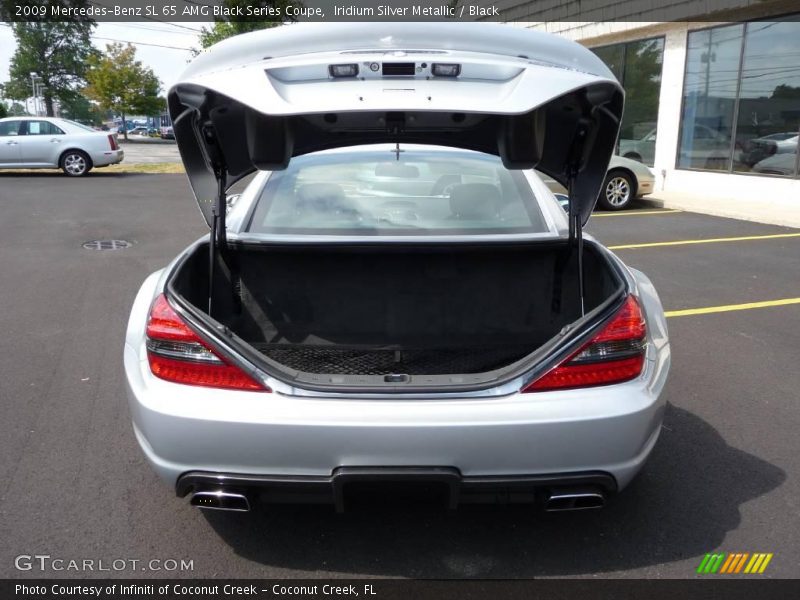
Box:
[124,23,670,513]
[0,116,124,176]
[751,149,799,176]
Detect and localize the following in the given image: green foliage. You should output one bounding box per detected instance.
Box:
[84,43,162,139]
[59,94,106,125]
[771,84,800,100]
[1,2,97,116]
[8,102,28,116]
[198,1,298,49]
[0,103,7,119]
[617,39,663,140]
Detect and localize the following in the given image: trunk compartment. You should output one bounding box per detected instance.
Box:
[169,241,623,387]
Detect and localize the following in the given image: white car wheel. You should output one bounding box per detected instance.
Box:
[599,171,635,210]
[61,151,91,177]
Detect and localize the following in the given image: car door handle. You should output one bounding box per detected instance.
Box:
[50,138,61,143]
[5,140,17,145]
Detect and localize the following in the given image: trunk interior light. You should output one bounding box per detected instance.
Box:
[329,63,359,78]
[145,294,269,392]
[523,295,647,392]
[432,63,461,77]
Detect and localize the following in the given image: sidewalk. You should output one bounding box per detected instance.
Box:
[640,190,800,229]
[117,137,176,145]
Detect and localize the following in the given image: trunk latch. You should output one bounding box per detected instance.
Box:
[384,374,409,383]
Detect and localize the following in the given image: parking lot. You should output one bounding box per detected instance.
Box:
[117,139,182,164]
[0,172,798,579]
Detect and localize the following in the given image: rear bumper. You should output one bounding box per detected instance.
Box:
[125,340,669,495]
[637,175,655,197]
[93,149,124,167]
[176,467,617,511]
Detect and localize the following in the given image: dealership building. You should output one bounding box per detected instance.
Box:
[504,0,800,221]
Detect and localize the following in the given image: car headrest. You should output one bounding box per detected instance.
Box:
[449,183,501,219]
[296,183,347,211]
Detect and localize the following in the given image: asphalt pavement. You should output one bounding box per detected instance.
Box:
[117,139,182,164]
[0,174,797,579]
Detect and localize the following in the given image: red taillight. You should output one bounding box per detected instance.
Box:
[145,294,268,392]
[523,296,646,392]
[108,134,118,150]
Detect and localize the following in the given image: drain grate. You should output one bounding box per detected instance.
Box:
[82,240,132,251]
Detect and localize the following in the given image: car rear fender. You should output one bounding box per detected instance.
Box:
[628,267,668,352]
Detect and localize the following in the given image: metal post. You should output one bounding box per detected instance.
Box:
[30,78,37,116]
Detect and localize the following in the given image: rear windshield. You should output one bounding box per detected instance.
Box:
[60,119,96,132]
[246,149,548,236]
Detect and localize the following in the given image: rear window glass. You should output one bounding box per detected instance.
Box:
[62,120,96,132]
[26,121,64,135]
[247,149,548,236]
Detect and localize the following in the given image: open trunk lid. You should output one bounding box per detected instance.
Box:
[168,22,624,228]
[162,23,629,392]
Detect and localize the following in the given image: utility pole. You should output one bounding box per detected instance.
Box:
[30,72,41,116]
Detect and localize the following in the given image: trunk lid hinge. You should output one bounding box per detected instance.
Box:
[567,176,585,317]
[208,164,227,316]
[566,119,591,317]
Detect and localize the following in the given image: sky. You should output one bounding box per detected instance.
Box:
[0,21,214,102]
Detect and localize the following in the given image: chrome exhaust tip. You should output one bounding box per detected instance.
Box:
[190,490,250,512]
[543,487,606,512]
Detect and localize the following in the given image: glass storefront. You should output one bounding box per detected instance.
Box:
[679,19,800,177]
[593,37,665,167]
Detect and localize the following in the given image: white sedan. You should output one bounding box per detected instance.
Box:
[0,116,124,176]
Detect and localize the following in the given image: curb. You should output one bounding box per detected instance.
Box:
[637,195,800,229]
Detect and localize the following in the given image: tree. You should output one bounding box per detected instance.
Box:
[198,1,297,49]
[771,84,800,100]
[0,103,6,119]
[616,39,663,141]
[59,94,106,126]
[84,43,162,140]
[1,2,97,117]
[8,102,28,116]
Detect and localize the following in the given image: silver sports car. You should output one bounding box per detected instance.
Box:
[124,23,670,512]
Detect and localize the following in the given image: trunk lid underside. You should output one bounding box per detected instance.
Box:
[168,23,624,228]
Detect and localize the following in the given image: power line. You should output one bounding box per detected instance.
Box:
[0,22,196,51]
[92,36,194,51]
[104,23,202,37]
[87,1,206,33]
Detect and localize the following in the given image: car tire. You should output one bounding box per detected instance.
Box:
[598,170,636,211]
[60,150,92,177]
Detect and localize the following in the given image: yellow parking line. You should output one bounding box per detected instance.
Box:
[593,209,682,217]
[610,232,800,250]
[665,297,800,318]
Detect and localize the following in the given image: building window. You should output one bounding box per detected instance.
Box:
[679,19,800,177]
[593,37,665,167]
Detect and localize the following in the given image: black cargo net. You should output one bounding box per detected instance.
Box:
[256,344,535,376]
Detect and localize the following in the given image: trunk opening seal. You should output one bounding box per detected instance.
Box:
[164,237,631,397]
